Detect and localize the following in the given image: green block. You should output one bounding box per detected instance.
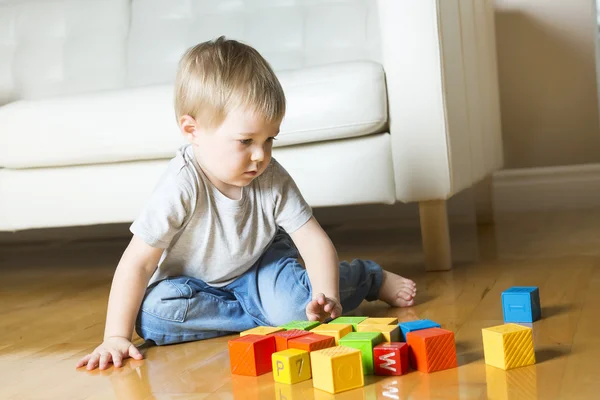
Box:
[281,320,321,331]
[339,332,383,375]
[329,316,368,331]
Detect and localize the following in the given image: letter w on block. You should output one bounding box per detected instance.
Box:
[378,352,397,372]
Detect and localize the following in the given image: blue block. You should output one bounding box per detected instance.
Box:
[398,319,441,341]
[502,286,541,323]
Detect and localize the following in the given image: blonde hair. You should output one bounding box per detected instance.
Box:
[174,36,286,129]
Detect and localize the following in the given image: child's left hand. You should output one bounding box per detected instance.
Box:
[305,293,343,322]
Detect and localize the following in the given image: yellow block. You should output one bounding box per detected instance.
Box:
[310,324,353,344]
[359,317,398,326]
[356,324,400,342]
[272,349,311,384]
[240,326,284,336]
[310,346,364,394]
[482,323,536,370]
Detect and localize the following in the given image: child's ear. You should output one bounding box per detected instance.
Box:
[179,115,198,141]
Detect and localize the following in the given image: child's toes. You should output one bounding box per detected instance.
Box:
[399,288,414,301]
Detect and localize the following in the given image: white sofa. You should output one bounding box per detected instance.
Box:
[0,0,503,271]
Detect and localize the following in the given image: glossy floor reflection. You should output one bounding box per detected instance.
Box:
[1,210,600,399]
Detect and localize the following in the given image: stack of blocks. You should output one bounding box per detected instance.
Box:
[481,286,540,370]
[228,316,458,394]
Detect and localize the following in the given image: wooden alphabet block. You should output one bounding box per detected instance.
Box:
[373,342,409,376]
[240,326,284,336]
[310,346,364,394]
[339,332,384,375]
[228,334,276,376]
[406,328,457,373]
[272,348,311,384]
[482,323,536,370]
[310,323,353,344]
[272,329,312,352]
[356,324,400,342]
[288,333,335,352]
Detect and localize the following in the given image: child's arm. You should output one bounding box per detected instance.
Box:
[290,217,343,321]
[76,235,163,370]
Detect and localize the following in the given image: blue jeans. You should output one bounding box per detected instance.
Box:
[135,230,383,345]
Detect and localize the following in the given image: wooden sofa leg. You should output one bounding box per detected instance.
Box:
[419,200,452,271]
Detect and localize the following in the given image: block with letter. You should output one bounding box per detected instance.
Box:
[359,317,398,326]
[288,333,335,352]
[398,319,441,341]
[502,287,541,323]
[273,329,311,352]
[240,326,284,336]
[356,324,400,342]
[281,320,321,331]
[329,316,368,331]
[272,348,311,384]
[406,328,457,373]
[482,323,536,370]
[228,334,276,376]
[310,346,364,394]
[339,332,383,374]
[373,342,409,376]
[310,324,353,344]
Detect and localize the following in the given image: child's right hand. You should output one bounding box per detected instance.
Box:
[75,336,144,371]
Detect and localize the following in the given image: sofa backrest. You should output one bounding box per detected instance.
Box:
[0,0,381,105]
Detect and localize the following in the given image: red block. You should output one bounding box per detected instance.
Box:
[373,342,409,376]
[272,329,312,352]
[228,334,276,376]
[406,328,458,373]
[288,333,335,352]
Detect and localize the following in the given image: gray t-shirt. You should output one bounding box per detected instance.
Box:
[130,145,313,287]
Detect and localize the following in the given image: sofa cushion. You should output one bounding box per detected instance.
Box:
[0,61,386,169]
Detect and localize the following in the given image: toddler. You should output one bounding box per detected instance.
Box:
[76,37,417,371]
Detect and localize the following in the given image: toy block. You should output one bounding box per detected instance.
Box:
[356,324,400,342]
[399,319,441,341]
[359,317,398,326]
[281,320,321,331]
[273,329,312,352]
[240,326,284,336]
[502,287,541,323]
[310,324,353,344]
[310,346,364,394]
[288,333,335,352]
[373,342,409,376]
[272,348,311,384]
[339,332,384,375]
[228,334,276,376]
[482,323,536,370]
[329,316,368,331]
[406,328,457,373]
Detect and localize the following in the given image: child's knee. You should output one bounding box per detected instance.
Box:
[262,287,311,326]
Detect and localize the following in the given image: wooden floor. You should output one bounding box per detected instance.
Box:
[2,209,600,399]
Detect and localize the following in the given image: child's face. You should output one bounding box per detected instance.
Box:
[182,107,281,197]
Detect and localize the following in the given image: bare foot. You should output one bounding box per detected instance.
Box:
[378,270,417,307]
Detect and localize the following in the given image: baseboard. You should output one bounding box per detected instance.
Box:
[492,163,600,212]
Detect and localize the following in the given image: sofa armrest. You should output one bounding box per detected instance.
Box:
[377,0,503,203]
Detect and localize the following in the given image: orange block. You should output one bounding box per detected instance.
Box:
[228,334,276,376]
[272,329,312,352]
[406,328,457,373]
[288,333,335,352]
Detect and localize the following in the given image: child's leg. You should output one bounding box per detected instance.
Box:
[135,276,260,345]
[226,230,398,326]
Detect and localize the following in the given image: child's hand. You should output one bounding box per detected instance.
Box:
[75,336,143,371]
[305,293,343,322]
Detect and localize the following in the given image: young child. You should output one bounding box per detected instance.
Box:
[76,37,417,371]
